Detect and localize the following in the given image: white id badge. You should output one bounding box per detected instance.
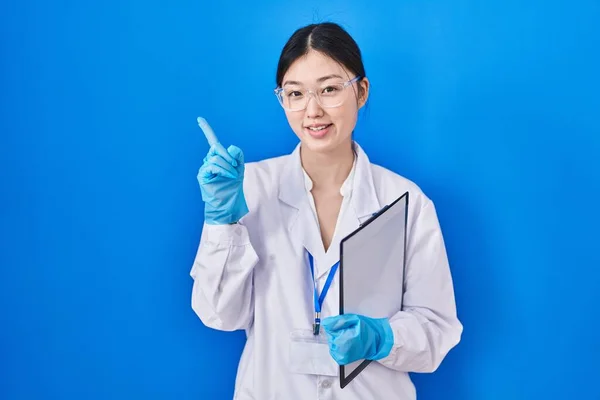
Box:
[288,329,338,376]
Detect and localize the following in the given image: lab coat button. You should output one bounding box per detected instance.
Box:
[321,380,332,389]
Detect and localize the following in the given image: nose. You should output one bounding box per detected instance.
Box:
[305,93,324,118]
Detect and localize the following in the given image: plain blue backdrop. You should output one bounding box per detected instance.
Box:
[1,0,599,399]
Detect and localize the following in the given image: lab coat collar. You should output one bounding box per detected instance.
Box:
[278,141,382,279]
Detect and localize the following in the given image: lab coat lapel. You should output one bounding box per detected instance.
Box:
[351,143,384,224]
[277,142,383,280]
[278,144,325,264]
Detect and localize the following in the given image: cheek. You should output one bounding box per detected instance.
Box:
[284,111,303,129]
[332,105,358,132]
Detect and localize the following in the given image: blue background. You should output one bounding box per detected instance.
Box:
[2,0,599,399]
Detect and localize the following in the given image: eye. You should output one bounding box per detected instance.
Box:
[322,85,341,94]
[286,90,303,98]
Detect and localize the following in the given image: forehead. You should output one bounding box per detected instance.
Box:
[282,50,349,85]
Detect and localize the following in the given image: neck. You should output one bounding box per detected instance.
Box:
[301,140,355,191]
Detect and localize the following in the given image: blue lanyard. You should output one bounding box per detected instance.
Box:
[307,252,339,335]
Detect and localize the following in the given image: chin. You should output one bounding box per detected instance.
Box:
[301,135,337,153]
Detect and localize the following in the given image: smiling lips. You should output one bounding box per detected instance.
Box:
[304,123,333,138]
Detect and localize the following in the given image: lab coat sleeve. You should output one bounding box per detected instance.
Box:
[190,222,259,332]
[377,199,463,373]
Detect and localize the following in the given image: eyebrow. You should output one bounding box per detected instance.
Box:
[282,74,344,87]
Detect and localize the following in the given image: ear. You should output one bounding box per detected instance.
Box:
[358,77,370,108]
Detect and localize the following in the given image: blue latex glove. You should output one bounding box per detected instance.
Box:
[196,118,248,225]
[321,314,394,365]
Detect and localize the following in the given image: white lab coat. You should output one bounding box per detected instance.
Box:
[190,142,462,400]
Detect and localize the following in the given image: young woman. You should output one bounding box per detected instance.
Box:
[191,22,462,399]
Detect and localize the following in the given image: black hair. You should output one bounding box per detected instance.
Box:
[275,22,366,95]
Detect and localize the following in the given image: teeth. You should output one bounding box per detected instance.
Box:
[308,125,328,131]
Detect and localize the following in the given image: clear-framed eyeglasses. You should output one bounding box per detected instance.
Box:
[274,76,362,111]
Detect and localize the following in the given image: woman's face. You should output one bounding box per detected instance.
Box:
[280,50,369,154]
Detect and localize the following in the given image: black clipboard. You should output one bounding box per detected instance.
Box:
[338,191,409,389]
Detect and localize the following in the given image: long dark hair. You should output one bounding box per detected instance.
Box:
[275,22,366,96]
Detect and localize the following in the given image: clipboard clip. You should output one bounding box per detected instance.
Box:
[360,204,391,227]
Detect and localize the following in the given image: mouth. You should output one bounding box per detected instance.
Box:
[304,123,333,138]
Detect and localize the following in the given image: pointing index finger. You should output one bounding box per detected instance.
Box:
[197,117,219,147]
[196,116,237,167]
